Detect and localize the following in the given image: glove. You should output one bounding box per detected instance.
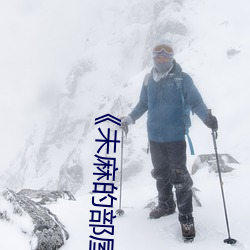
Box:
[120,115,134,134]
[121,115,134,125]
[204,113,218,131]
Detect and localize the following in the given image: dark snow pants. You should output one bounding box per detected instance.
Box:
[149,140,193,223]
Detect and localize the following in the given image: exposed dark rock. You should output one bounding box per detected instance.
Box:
[145,187,202,209]
[227,48,240,58]
[191,154,239,175]
[1,189,69,250]
[65,59,94,98]
[17,189,76,205]
[58,163,83,194]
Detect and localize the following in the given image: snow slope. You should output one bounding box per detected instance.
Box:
[55,0,250,249]
[47,158,250,250]
[1,0,250,249]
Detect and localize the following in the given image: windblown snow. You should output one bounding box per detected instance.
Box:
[0,0,250,249]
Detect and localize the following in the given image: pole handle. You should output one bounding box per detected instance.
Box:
[208,109,218,139]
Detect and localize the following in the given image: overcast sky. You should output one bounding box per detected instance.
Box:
[0,0,91,172]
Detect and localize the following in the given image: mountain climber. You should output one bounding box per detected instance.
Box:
[121,39,218,242]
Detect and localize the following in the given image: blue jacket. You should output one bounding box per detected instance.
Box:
[129,62,209,142]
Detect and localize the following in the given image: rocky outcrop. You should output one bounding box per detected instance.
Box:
[17,189,76,205]
[191,154,240,175]
[0,189,69,250]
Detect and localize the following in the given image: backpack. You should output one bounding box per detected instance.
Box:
[143,71,195,155]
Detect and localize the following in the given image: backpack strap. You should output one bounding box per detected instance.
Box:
[174,73,195,155]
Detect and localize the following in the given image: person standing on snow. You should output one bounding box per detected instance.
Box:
[121,40,218,242]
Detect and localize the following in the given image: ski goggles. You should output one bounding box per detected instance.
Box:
[153,44,174,58]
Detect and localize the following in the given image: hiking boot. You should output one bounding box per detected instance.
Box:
[181,222,195,242]
[149,205,175,219]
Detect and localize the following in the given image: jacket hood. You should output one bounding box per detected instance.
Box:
[170,60,182,75]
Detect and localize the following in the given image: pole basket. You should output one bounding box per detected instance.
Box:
[115,209,125,216]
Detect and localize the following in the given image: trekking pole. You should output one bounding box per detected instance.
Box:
[209,110,237,245]
[115,126,127,216]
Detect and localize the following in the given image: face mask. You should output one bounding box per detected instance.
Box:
[154,60,173,74]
